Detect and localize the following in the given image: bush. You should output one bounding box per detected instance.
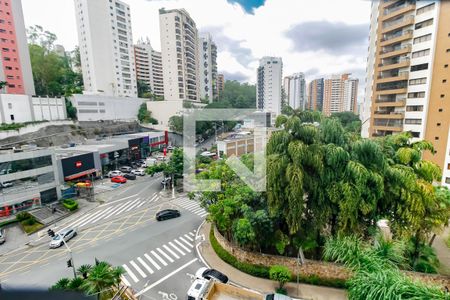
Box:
[62,199,78,211]
[0,219,19,228]
[16,212,32,222]
[22,216,37,226]
[269,265,291,289]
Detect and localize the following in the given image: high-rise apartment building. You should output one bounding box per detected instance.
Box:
[284,73,306,110]
[361,0,450,187]
[198,33,218,102]
[74,0,137,97]
[307,78,324,111]
[159,8,200,102]
[134,39,164,99]
[322,74,358,116]
[216,74,225,98]
[256,57,283,116]
[0,0,35,95]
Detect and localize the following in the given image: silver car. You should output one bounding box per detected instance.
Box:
[49,228,77,248]
[0,229,5,244]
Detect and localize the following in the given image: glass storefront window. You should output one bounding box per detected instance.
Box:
[0,155,52,176]
[0,172,55,195]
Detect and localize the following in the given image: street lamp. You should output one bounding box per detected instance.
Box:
[47,229,77,279]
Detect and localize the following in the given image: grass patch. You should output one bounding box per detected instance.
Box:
[21,222,44,234]
[209,226,348,289]
[0,120,49,131]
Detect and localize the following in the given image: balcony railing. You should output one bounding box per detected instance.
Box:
[383,2,413,15]
[381,29,413,42]
[382,15,414,29]
[377,71,409,79]
[379,44,411,55]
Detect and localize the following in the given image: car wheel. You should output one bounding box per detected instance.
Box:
[73,232,77,237]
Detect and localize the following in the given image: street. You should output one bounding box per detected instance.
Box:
[0,176,208,300]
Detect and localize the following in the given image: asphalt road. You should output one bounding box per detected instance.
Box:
[0,175,208,300]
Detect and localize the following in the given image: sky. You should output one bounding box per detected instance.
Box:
[21,0,371,98]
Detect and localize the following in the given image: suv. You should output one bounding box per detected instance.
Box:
[107,170,123,178]
[119,166,132,173]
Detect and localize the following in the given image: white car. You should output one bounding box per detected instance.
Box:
[132,169,146,176]
[156,155,166,161]
[0,229,5,244]
[49,228,77,248]
[107,170,123,178]
[167,145,174,151]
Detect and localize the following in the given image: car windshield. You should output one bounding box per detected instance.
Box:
[52,235,62,241]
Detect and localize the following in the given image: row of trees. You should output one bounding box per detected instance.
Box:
[195,110,450,275]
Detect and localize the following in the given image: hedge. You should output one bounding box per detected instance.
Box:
[0,219,19,228]
[62,199,79,211]
[209,226,348,289]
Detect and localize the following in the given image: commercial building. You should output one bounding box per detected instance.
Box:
[71,94,143,122]
[322,74,358,116]
[134,39,164,99]
[361,0,450,187]
[74,0,137,97]
[284,73,307,110]
[198,33,218,102]
[216,74,225,98]
[256,57,283,116]
[0,148,61,217]
[0,0,35,95]
[307,78,324,111]
[159,8,200,102]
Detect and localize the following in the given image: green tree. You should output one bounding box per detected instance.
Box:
[66,98,77,120]
[49,278,70,291]
[0,81,7,91]
[137,103,157,124]
[219,80,256,108]
[137,80,151,98]
[169,115,183,134]
[269,265,291,290]
[232,217,256,248]
[77,264,92,280]
[81,261,124,300]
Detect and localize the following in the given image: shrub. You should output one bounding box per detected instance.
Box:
[269,265,291,289]
[16,212,32,222]
[0,219,19,228]
[22,216,37,226]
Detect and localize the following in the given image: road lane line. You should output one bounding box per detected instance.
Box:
[130,260,147,278]
[163,245,180,259]
[63,212,94,229]
[199,212,209,217]
[151,250,168,266]
[189,232,195,237]
[144,253,161,270]
[174,239,191,252]
[169,241,185,256]
[125,199,142,212]
[77,209,107,227]
[121,275,131,287]
[114,199,139,216]
[136,201,146,208]
[88,206,116,224]
[180,202,198,209]
[149,194,158,202]
[183,234,194,242]
[137,257,154,274]
[191,208,205,214]
[135,258,198,296]
[99,193,139,207]
[157,247,174,263]
[103,201,131,219]
[122,264,139,283]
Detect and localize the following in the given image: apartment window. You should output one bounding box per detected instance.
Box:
[441,94,445,98]
[413,34,432,44]
[411,63,428,72]
[444,79,447,83]
[10,114,14,121]
[7,103,12,109]
[412,49,430,58]
[411,132,420,138]
[435,137,439,140]
[415,19,433,30]
[416,3,435,15]
[405,118,422,125]
[446,177,450,184]
[409,78,427,85]
[406,105,424,111]
[439,108,443,112]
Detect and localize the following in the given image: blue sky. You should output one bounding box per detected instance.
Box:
[228,0,265,13]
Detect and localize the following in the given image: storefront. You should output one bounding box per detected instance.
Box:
[60,153,99,182]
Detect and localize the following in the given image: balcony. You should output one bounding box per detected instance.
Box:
[378,58,410,71]
[377,71,409,83]
[373,111,405,119]
[382,3,415,20]
[379,45,411,59]
[377,88,408,95]
[375,97,406,107]
[380,30,413,46]
[373,125,404,132]
[382,16,414,33]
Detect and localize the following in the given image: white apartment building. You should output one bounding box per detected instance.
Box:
[256,57,283,116]
[198,33,218,102]
[343,78,359,112]
[159,8,200,102]
[134,39,164,99]
[74,0,137,97]
[284,73,307,110]
[362,0,450,187]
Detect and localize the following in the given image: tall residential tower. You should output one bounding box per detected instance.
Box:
[198,33,218,102]
[74,0,137,97]
[322,74,358,116]
[361,0,450,187]
[134,39,164,99]
[256,57,283,116]
[284,73,307,110]
[307,78,324,111]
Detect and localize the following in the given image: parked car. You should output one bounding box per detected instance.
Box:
[156,209,180,221]
[111,176,127,184]
[156,155,166,161]
[195,267,229,283]
[107,170,123,178]
[167,145,174,151]
[119,166,132,173]
[161,177,171,186]
[0,181,13,189]
[264,294,292,300]
[131,162,140,169]
[0,229,5,244]
[132,169,146,176]
[123,173,136,180]
[49,228,77,248]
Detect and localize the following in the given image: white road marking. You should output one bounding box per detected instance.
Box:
[120,275,131,287]
[149,194,158,202]
[88,206,116,223]
[183,234,194,242]
[137,257,154,274]
[189,232,195,237]
[174,239,191,253]
[191,208,205,214]
[169,241,185,256]
[151,250,168,266]
[135,201,146,208]
[114,198,140,215]
[122,264,139,283]
[130,260,147,278]
[199,212,209,217]
[163,245,180,259]
[100,193,139,207]
[103,201,131,219]
[64,212,94,229]
[135,258,198,296]
[77,209,107,227]
[157,247,174,263]
[144,253,161,270]
[125,199,142,212]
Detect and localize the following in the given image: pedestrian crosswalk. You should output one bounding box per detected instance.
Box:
[172,197,208,218]
[121,230,197,286]
[62,193,161,231]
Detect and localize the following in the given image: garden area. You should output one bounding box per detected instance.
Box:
[16,212,44,234]
[192,110,450,299]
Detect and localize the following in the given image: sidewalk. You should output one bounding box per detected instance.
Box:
[197,222,348,300]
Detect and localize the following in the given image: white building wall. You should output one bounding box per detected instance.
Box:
[74,0,137,97]
[146,100,183,129]
[256,57,283,116]
[286,73,306,110]
[198,34,217,102]
[0,94,33,123]
[32,97,67,121]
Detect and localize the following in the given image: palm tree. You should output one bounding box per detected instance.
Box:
[77,264,92,279]
[81,261,124,300]
[68,277,84,291]
[49,277,70,291]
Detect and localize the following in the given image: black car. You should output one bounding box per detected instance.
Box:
[123,173,137,180]
[196,267,229,283]
[156,209,180,221]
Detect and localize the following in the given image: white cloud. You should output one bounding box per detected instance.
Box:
[21,0,371,97]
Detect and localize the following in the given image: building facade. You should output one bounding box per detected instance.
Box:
[159,8,200,102]
[198,34,218,102]
[216,74,225,98]
[74,0,137,97]
[362,0,450,187]
[0,0,35,95]
[322,74,359,116]
[134,39,164,99]
[284,73,306,110]
[307,78,324,111]
[256,57,283,116]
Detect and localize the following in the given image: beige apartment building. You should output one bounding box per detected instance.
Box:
[361,0,450,187]
[322,74,358,116]
[134,39,164,99]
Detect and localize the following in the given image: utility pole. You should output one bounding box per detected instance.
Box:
[48,229,77,279]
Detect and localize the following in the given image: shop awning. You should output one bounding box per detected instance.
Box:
[64,168,97,181]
